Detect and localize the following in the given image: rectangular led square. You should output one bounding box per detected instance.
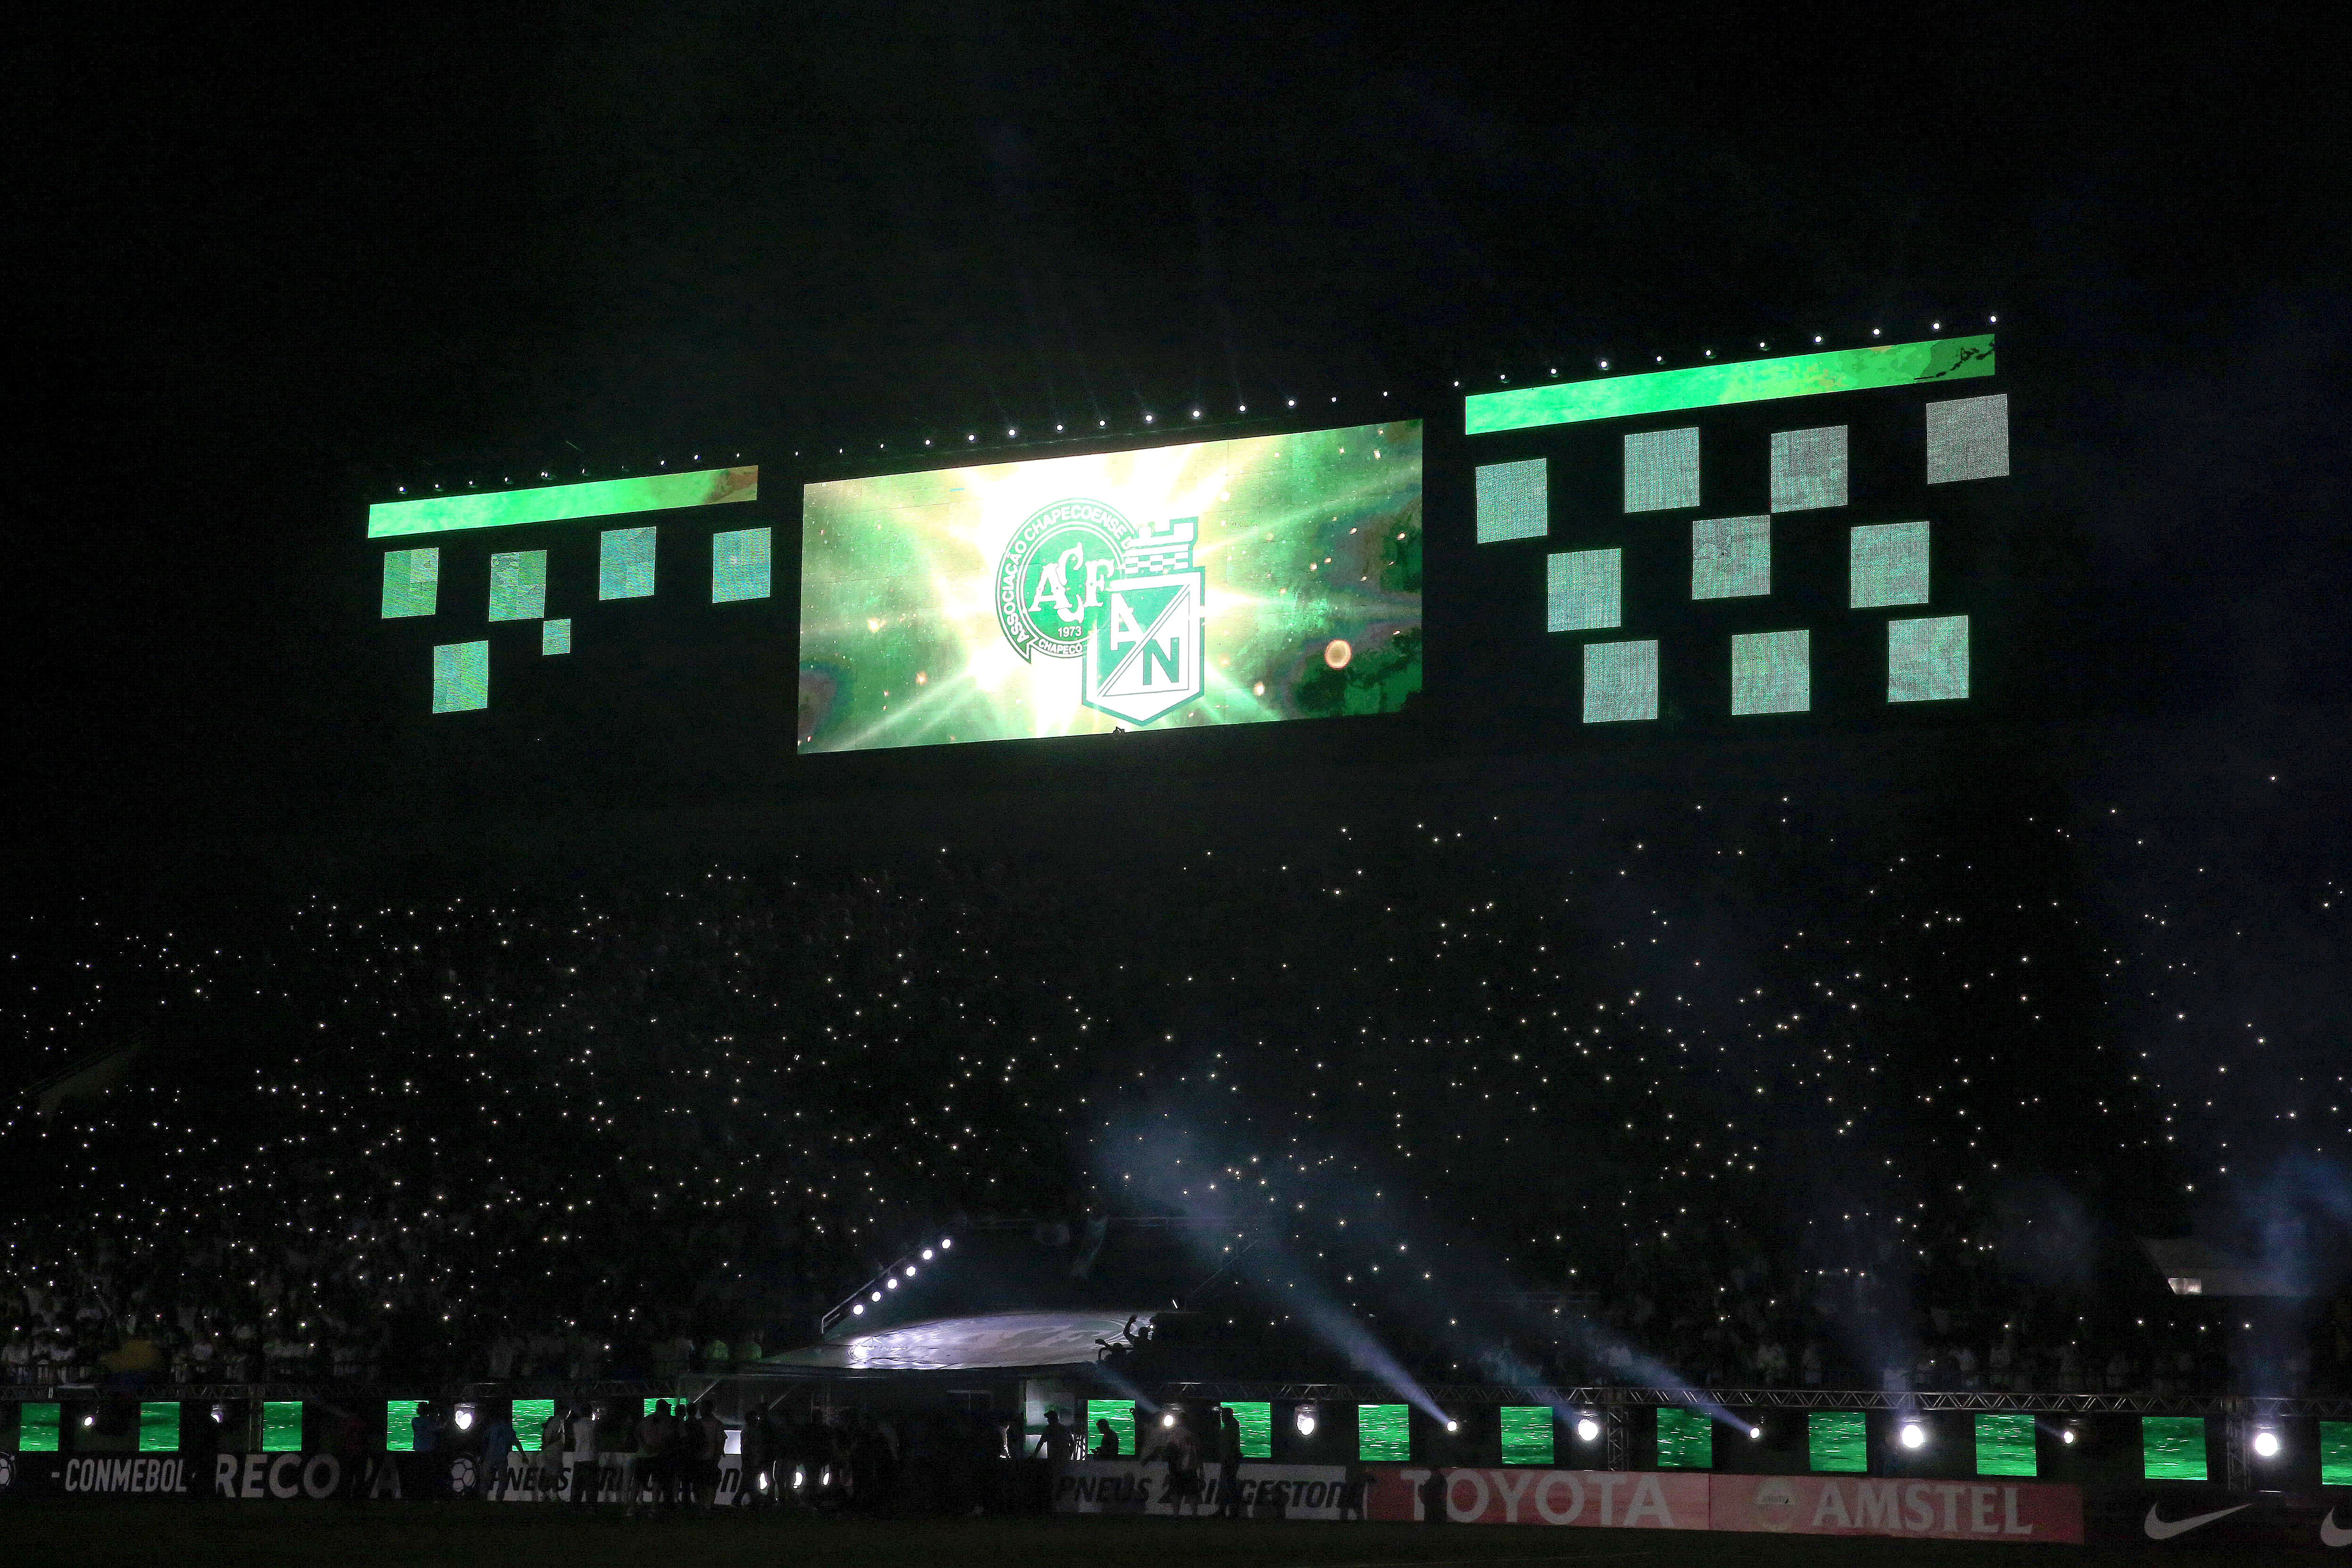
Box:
[1692,516,1770,599]
[1809,1412,1866,1473]
[1476,457,1548,543]
[488,549,547,621]
[1357,1403,1410,1462]
[2141,1417,2207,1481]
[432,642,489,713]
[1547,548,1621,631]
[1584,639,1658,723]
[1656,1408,1712,1469]
[1732,629,1809,714]
[1927,393,2010,483]
[1501,1406,1553,1466]
[511,1398,554,1452]
[1851,521,1930,607]
[1624,427,1699,512]
[139,1401,180,1453]
[1889,614,1969,702]
[1771,424,1848,511]
[1229,1401,1273,1459]
[1975,1413,2036,1477]
[380,548,439,619]
[262,1401,303,1453]
[541,619,571,655]
[1087,1399,1136,1458]
[2321,1419,2352,1485]
[712,526,772,601]
[599,526,657,600]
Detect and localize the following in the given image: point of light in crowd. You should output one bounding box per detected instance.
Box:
[793,1467,805,1489]
[1899,1422,1927,1449]
[941,1239,952,1249]
[1576,1417,1600,1443]
[2253,1429,2281,1459]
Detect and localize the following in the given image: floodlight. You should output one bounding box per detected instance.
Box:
[903,1266,916,1277]
[2252,1429,2281,1459]
[1295,1407,1317,1437]
[1899,1422,1927,1450]
[1748,1425,1763,1441]
[870,1291,882,1302]
[1576,1417,1600,1443]
[455,1405,475,1431]
[1162,1411,1177,1429]
[1445,1418,1459,1433]
[851,1304,863,1315]
[2060,1426,2076,1445]
[885,1278,898,1289]
[922,1249,933,1260]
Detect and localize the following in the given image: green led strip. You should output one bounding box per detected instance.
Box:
[367,466,757,540]
[1466,336,1994,435]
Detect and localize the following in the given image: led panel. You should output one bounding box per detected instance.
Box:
[1547,548,1621,631]
[432,642,489,713]
[541,619,571,655]
[385,1399,421,1452]
[1889,614,1969,702]
[1809,1412,1867,1473]
[712,526,772,602]
[1851,522,1930,608]
[380,548,439,619]
[1656,1408,1712,1469]
[262,1401,303,1453]
[1087,1399,1136,1458]
[2142,1417,2208,1481]
[1732,629,1809,715]
[1692,515,1770,599]
[139,1401,180,1453]
[2320,1419,2352,1485]
[599,526,657,600]
[1357,1403,1410,1462]
[1926,393,2010,483]
[367,466,757,539]
[1465,335,1996,434]
[1625,428,1699,513]
[1584,640,1658,723]
[488,549,547,622]
[1501,1406,1553,1466]
[511,1398,555,1452]
[1975,1413,2036,1477]
[18,1402,60,1452]
[1771,425,1848,512]
[1476,458,1548,543]
[1229,1401,1273,1459]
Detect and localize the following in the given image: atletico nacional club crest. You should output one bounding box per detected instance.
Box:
[994,501,1206,724]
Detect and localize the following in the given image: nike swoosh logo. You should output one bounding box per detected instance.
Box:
[2320,1507,2351,1549]
[2145,1502,2250,1540]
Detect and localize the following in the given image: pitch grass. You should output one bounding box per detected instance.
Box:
[0,1504,2288,1567]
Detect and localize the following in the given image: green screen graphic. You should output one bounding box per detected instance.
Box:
[1809,1412,1867,1473]
[1625,428,1699,512]
[1889,614,1969,702]
[2142,1416,2208,1480]
[432,641,489,713]
[1927,394,2010,484]
[1466,335,1995,435]
[1732,629,1810,715]
[1548,549,1621,632]
[1476,458,1547,543]
[262,1401,303,1453]
[1086,1398,1136,1458]
[1584,640,1658,723]
[1851,522,1930,608]
[512,1398,555,1452]
[2320,1420,2352,1485]
[385,1400,421,1452]
[139,1401,180,1452]
[797,422,1422,752]
[1357,1403,1410,1462]
[380,548,439,618]
[18,1401,61,1452]
[1772,425,1849,512]
[1974,1413,2036,1477]
[1500,1406,1552,1466]
[712,526,772,602]
[1692,516,1770,599]
[1656,1408,1712,1469]
[599,526,657,600]
[488,549,547,621]
[368,466,757,540]
[1229,1401,1273,1460]
[541,619,571,655]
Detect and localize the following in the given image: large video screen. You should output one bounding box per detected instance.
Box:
[797,422,1422,752]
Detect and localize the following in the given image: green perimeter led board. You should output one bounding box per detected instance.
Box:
[1461,335,2010,733]
[798,422,1422,751]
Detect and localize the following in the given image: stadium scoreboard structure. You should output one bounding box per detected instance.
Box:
[362,332,2011,770]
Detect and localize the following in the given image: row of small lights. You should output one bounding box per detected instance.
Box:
[846,1237,952,1318]
[1454,316,2000,388]
[392,454,743,497]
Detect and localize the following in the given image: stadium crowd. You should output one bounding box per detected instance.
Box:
[5,795,2347,1397]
